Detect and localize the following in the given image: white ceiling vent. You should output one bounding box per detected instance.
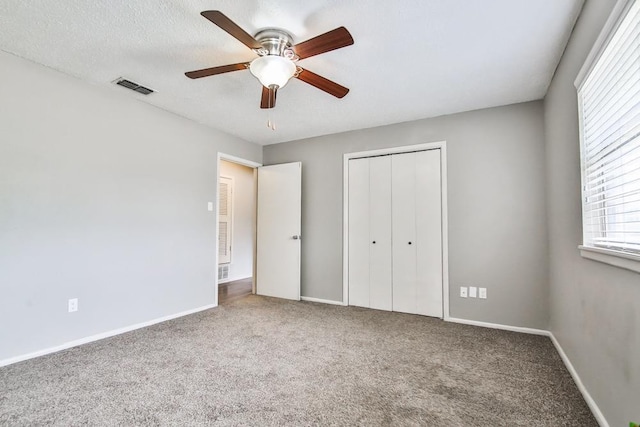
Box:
[113,77,155,95]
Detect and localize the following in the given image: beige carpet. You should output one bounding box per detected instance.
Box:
[0,295,596,426]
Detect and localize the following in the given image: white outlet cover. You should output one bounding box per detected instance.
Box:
[460,287,468,298]
[469,286,477,298]
[207,202,214,212]
[68,298,78,313]
[479,288,487,299]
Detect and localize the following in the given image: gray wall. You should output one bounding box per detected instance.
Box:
[544,0,640,425]
[219,160,255,282]
[264,101,549,329]
[0,51,261,361]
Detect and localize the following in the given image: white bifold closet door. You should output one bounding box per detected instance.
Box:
[348,149,442,318]
[369,156,393,311]
[392,150,442,317]
[348,156,393,310]
[347,157,371,308]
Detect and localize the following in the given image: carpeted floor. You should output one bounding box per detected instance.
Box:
[1,296,596,426]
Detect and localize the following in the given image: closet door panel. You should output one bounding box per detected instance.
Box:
[348,158,370,307]
[369,156,392,311]
[415,150,443,317]
[391,152,417,314]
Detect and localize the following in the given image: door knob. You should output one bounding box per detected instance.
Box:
[408,241,412,245]
[372,241,376,244]
[292,235,301,240]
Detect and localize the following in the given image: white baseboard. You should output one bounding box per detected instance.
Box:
[300,296,346,306]
[548,332,609,427]
[0,303,217,368]
[445,316,549,336]
[445,316,608,426]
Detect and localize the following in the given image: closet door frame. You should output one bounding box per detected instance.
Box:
[342,141,450,319]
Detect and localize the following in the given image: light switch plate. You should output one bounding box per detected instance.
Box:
[469,286,477,298]
[479,288,487,299]
[207,202,214,212]
[460,287,468,298]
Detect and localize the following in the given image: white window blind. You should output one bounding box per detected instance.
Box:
[578,0,640,256]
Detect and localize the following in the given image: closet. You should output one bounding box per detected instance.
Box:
[347,149,443,317]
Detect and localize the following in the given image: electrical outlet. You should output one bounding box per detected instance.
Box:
[207,202,214,212]
[469,286,477,298]
[479,288,487,299]
[68,298,78,313]
[460,287,468,298]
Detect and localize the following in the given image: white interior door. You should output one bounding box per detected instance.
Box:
[256,162,301,301]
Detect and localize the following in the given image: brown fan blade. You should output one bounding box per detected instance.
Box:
[293,27,354,60]
[201,11,262,50]
[295,68,349,98]
[185,63,249,79]
[260,85,277,109]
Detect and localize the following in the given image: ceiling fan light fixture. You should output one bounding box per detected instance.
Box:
[185,12,353,109]
[249,55,296,89]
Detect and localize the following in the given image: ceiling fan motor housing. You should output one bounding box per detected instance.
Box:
[253,29,296,59]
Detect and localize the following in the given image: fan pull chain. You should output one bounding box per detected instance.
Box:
[266,94,276,130]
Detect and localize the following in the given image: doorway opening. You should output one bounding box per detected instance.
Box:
[216,154,261,306]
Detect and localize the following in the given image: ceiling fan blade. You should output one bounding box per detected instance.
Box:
[201,11,263,50]
[185,63,249,79]
[295,68,349,98]
[260,86,277,109]
[293,27,354,60]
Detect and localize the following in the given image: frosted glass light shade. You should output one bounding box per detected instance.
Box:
[249,55,296,88]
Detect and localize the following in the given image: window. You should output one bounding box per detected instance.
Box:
[577,0,640,271]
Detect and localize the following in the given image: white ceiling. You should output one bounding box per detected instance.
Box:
[0,0,583,145]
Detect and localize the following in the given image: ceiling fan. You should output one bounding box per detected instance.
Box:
[185,11,354,109]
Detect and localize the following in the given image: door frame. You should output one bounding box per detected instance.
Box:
[342,141,450,319]
[215,153,262,307]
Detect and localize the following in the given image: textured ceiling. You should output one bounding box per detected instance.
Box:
[0,0,583,145]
